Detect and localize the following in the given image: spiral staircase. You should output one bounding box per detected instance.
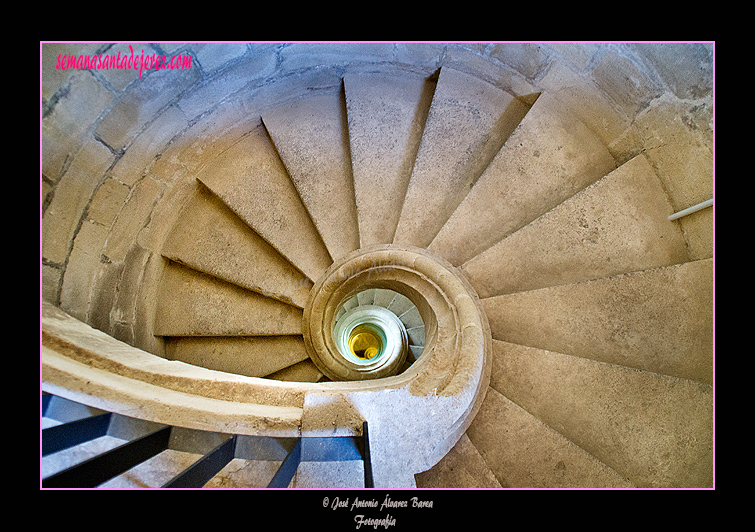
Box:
[41,46,714,489]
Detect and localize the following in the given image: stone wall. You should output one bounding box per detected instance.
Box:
[41,42,714,353]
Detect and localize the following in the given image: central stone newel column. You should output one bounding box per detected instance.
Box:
[301,245,492,486]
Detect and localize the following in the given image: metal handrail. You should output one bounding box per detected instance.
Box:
[668,198,713,221]
[41,393,374,489]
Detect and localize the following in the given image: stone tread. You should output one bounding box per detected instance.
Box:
[461,154,690,298]
[393,67,523,249]
[164,336,309,379]
[429,92,617,265]
[482,258,713,384]
[414,433,502,488]
[344,73,435,248]
[262,90,360,262]
[467,386,635,488]
[266,359,323,382]
[154,262,302,337]
[196,123,332,282]
[161,184,312,308]
[486,339,713,487]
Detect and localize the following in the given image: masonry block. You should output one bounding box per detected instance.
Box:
[42,43,103,101]
[42,139,114,265]
[103,175,162,264]
[60,220,109,321]
[42,72,113,180]
[109,105,189,186]
[489,43,550,80]
[591,49,663,117]
[177,53,278,119]
[87,178,130,228]
[539,62,632,147]
[633,43,713,100]
[95,66,200,152]
[193,43,249,73]
[279,43,393,73]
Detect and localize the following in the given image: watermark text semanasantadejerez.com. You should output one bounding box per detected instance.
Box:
[55,45,192,79]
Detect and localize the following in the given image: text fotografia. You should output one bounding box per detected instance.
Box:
[324,494,433,529]
[55,45,192,79]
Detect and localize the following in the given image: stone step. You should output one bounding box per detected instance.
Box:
[154,262,302,337]
[482,259,713,384]
[393,67,528,249]
[461,154,690,298]
[196,122,332,282]
[161,184,312,308]
[262,90,360,262]
[372,288,396,308]
[487,339,713,487]
[414,433,501,488]
[164,336,309,379]
[429,92,617,265]
[265,359,323,382]
[467,386,634,488]
[344,73,435,248]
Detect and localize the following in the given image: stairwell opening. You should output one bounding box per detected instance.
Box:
[303,245,487,385]
[331,288,426,377]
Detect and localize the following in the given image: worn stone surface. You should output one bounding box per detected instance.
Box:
[266,360,322,382]
[42,138,114,265]
[262,91,360,262]
[87,178,130,228]
[42,72,114,181]
[345,73,435,247]
[633,43,713,100]
[102,176,162,264]
[462,154,690,297]
[161,184,312,308]
[293,461,365,489]
[467,386,635,488]
[41,43,715,489]
[95,66,200,152]
[278,43,394,74]
[488,340,713,487]
[591,49,664,118]
[393,67,518,248]
[42,43,103,101]
[197,124,332,282]
[632,96,713,260]
[153,262,302,337]
[59,221,109,321]
[414,433,501,488]
[483,259,713,384]
[177,52,278,119]
[193,42,248,73]
[429,92,616,265]
[108,105,189,187]
[489,43,549,80]
[538,61,633,149]
[165,336,309,378]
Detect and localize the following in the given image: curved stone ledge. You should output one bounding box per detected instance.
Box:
[42,301,310,437]
[42,349,303,437]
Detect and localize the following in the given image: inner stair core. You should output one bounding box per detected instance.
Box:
[331,287,425,378]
